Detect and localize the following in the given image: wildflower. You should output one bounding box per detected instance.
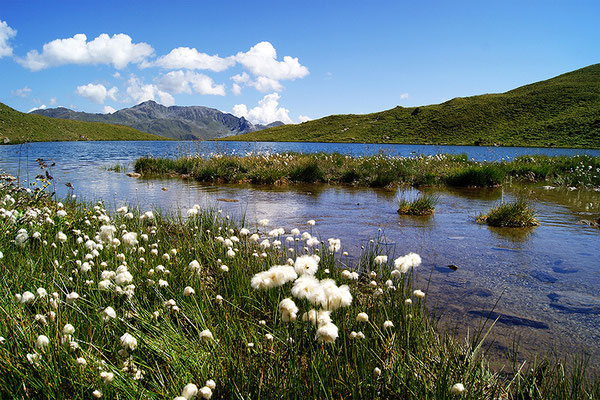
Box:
[200,329,214,341]
[120,333,138,350]
[374,367,382,377]
[319,279,352,310]
[99,225,117,243]
[63,324,75,335]
[215,295,223,304]
[115,270,133,286]
[76,357,87,367]
[102,306,116,322]
[183,286,195,296]
[92,389,102,398]
[36,335,50,350]
[327,238,341,252]
[316,322,338,343]
[100,371,114,384]
[265,333,274,341]
[57,210,67,218]
[247,342,254,348]
[226,248,235,258]
[374,255,387,265]
[394,252,422,274]
[198,386,213,399]
[294,255,319,276]
[205,380,216,390]
[66,292,79,302]
[413,289,425,299]
[181,383,198,400]
[307,219,315,226]
[306,237,320,247]
[301,231,311,240]
[279,298,298,322]
[383,320,394,329]
[122,232,138,247]
[15,229,28,247]
[356,312,369,322]
[27,352,42,367]
[405,298,413,305]
[450,383,465,394]
[117,206,128,214]
[258,219,269,226]
[19,291,35,304]
[55,231,67,243]
[356,331,366,339]
[290,228,300,236]
[291,275,325,306]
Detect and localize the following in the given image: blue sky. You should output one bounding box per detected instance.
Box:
[0,0,598,124]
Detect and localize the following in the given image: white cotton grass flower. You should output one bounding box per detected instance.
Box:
[291,275,325,305]
[27,352,42,367]
[120,332,138,351]
[307,219,315,226]
[374,367,382,377]
[374,255,388,265]
[258,219,269,226]
[226,248,235,258]
[251,265,297,289]
[316,322,338,343]
[319,279,352,310]
[99,225,117,243]
[188,259,201,273]
[405,298,413,305]
[301,231,311,240]
[306,237,320,247]
[18,291,36,304]
[102,306,116,322]
[100,371,114,384]
[200,329,214,341]
[327,238,341,252]
[55,231,67,243]
[122,232,138,247]
[413,289,426,299]
[76,357,87,367]
[183,286,195,296]
[279,298,299,322]
[356,312,369,322]
[92,389,103,398]
[181,383,198,400]
[36,335,50,350]
[290,228,300,236]
[294,255,319,276]
[205,379,216,390]
[383,320,394,329]
[450,383,465,394]
[393,252,422,274]
[302,309,332,327]
[63,324,75,335]
[198,386,213,399]
[66,292,79,302]
[15,229,28,247]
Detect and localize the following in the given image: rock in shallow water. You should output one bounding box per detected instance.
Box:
[468,310,549,329]
[548,291,600,315]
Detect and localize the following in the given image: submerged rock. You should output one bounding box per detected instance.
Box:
[548,291,600,314]
[531,270,557,283]
[468,310,549,329]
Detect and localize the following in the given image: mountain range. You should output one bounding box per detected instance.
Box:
[31,101,284,140]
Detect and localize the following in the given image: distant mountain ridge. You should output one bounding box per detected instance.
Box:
[31,101,284,140]
[225,64,600,148]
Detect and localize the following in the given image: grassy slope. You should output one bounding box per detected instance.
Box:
[0,103,167,144]
[225,64,600,148]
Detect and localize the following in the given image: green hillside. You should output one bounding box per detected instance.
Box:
[225,64,600,148]
[0,103,167,144]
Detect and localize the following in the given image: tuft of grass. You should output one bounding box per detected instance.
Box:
[446,165,506,187]
[397,194,439,215]
[107,163,127,173]
[477,197,540,227]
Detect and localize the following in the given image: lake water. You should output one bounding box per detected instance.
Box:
[1,140,600,365]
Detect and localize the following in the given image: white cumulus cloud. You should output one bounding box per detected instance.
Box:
[76,83,118,104]
[229,71,283,93]
[235,41,309,81]
[103,105,116,114]
[298,115,312,123]
[12,86,32,98]
[400,93,409,99]
[126,76,174,106]
[0,20,16,58]
[17,33,154,71]
[156,70,225,96]
[145,46,235,72]
[232,92,292,125]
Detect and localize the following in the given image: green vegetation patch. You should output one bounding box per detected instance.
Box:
[397,194,439,215]
[477,197,540,227]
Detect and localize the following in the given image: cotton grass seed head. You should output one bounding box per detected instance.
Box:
[450,383,465,394]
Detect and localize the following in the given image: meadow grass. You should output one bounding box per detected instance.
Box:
[106,163,128,173]
[477,197,540,227]
[397,194,439,216]
[0,180,598,399]
[134,153,600,189]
